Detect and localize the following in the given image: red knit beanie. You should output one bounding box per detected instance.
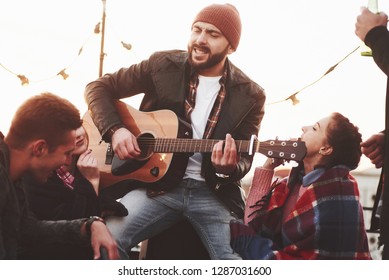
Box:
[192,3,242,50]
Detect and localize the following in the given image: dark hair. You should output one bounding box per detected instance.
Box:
[6,92,82,151]
[325,112,362,170]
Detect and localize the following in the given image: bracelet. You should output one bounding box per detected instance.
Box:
[105,124,125,142]
[215,172,230,178]
[85,216,106,237]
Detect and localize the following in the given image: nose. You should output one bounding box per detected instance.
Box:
[301,126,307,133]
[196,30,207,44]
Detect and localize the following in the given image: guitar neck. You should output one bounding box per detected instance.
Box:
[138,137,306,161]
[150,138,252,153]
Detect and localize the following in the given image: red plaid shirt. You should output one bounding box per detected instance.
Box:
[56,166,75,190]
[231,165,371,259]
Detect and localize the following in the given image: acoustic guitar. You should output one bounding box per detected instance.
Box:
[83,101,307,188]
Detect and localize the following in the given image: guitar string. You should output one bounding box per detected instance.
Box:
[136,142,300,149]
[135,138,301,152]
[136,138,300,146]
[136,140,300,151]
[136,138,300,156]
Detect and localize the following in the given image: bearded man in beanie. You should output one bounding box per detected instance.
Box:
[85,3,265,259]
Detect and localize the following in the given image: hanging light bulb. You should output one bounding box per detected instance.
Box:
[94,22,101,34]
[121,41,132,50]
[17,75,29,86]
[78,46,84,56]
[57,69,69,80]
[287,93,300,106]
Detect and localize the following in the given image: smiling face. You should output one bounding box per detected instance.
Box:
[28,129,76,183]
[188,22,233,76]
[73,126,88,156]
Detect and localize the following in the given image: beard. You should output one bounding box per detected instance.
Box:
[188,43,230,70]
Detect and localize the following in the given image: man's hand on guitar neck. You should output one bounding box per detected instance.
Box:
[111,127,141,160]
[211,133,239,177]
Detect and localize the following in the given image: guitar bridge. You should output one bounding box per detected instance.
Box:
[105,143,114,164]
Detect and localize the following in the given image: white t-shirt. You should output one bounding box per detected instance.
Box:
[184,75,222,181]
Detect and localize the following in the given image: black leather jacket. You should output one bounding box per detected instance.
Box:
[85,50,266,218]
[0,138,88,259]
[366,26,389,256]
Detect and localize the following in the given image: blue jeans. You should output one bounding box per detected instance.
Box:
[104,179,241,260]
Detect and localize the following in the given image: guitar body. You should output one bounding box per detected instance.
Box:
[83,102,189,188]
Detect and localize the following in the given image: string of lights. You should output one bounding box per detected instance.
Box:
[0,28,95,86]
[266,45,361,106]
[267,16,389,106]
[0,30,132,86]
[1,39,360,104]
[0,7,132,86]
[0,0,360,106]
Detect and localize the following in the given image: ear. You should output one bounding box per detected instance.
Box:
[319,146,333,156]
[227,45,235,55]
[32,140,48,157]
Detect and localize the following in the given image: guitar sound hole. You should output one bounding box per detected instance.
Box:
[137,133,155,160]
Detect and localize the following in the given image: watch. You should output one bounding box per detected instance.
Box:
[85,216,106,237]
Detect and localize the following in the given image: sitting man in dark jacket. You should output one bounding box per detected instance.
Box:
[20,125,127,259]
[0,92,118,260]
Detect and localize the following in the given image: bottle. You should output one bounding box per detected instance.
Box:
[361,0,379,56]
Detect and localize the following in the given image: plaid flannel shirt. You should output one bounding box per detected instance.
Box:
[230,165,371,259]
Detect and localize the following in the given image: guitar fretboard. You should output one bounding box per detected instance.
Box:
[149,138,252,153]
[135,138,306,161]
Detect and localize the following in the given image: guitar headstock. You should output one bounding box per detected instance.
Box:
[258,139,307,161]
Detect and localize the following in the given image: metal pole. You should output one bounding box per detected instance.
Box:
[98,0,107,77]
